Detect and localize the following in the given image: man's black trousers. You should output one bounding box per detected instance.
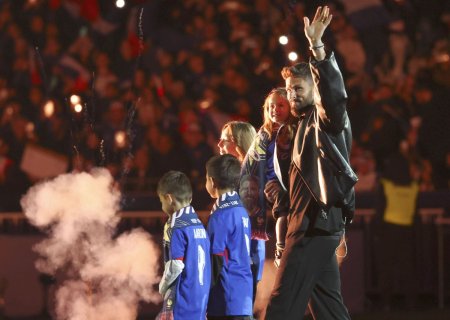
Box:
[265,231,350,319]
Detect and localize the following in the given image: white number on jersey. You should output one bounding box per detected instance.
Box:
[198,245,206,285]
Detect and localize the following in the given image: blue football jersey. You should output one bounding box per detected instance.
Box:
[207,192,253,316]
[165,206,211,320]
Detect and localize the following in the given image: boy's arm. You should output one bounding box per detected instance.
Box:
[159,259,185,295]
[211,254,224,287]
[207,214,227,287]
[159,229,186,296]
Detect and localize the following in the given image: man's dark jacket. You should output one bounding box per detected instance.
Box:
[292,52,357,233]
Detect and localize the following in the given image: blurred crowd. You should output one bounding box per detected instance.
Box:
[0,0,448,211]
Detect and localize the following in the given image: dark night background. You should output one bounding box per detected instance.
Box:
[0,0,448,319]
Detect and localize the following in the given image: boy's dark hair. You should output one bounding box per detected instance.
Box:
[206,154,241,190]
[281,62,312,83]
[157,171,192,203]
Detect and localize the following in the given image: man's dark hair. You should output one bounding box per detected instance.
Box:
[281,62,313,82]
[157,171,192,203]
[206,154,241,190]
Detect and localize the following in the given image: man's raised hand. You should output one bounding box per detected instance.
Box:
[303,6,332,48]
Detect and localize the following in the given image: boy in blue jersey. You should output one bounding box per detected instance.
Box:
[156,171,211,320]
[205,154,253,320]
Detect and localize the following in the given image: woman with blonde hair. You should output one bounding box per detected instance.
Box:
[217,121,264,306]
[217,121,256,162]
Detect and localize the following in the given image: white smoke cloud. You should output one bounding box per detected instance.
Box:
[21,168,161,320]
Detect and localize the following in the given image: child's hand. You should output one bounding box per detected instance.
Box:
[158,281,167,296]
[156,311,174,320]
[274,243,285,268]
[274,257,281,268]
[264,180,282,203]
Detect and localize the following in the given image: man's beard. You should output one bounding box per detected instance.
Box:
[241,197,257,212]
[291,100,313,117]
